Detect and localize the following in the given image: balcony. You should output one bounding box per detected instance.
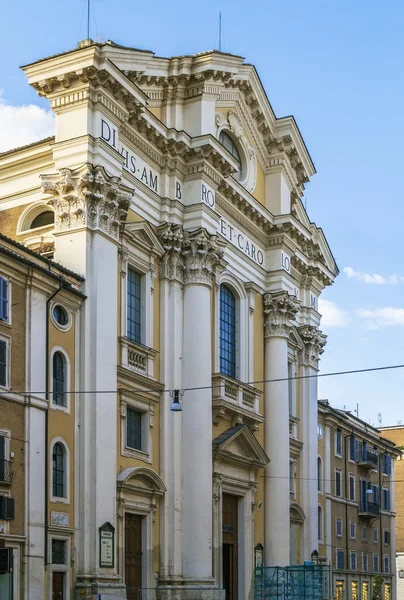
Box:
[120,337,157,379]
[289,415,299,440]
[358,450,378,470]
[0,459,13,484]
[358,501,380,517]
[212,373,263,429]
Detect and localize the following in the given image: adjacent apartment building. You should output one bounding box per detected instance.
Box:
[318,401,399,600]
[0,38,339,600]
[378,425,404,600]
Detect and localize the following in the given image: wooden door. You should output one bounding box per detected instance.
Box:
[52,572,64,600]
[222,494,238,600]
[125,513,143,600]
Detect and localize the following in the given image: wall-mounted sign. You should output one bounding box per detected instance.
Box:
[255,543,264,567]
[201,183,215,209]
[51,511,69,527]
[100,118,159,194]
[99,522,115,568]
[218,217,264,267]
[222,525,236,534]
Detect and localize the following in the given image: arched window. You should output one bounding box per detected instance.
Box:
[318,456,323,492]
[30,210,54,230]
[53,352,66,407]
[53,443,66,498]
[219,131,241,167]
[220,284,237,378]
[318,506,323,542]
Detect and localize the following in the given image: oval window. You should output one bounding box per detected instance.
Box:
[317,424,323,439]
[53,305,68,327]
[219,130,243,178]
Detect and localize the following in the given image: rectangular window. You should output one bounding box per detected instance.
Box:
[350,550,357,571]
[362,526,368,542]
[336,430,342,456]
[384,555,389,573]
[362,582,369,600]
[0,339,7,387]
[336,517,343,538]
[349,474,355,501]
[351,581,358,600]
[373,528,379,544]
[382,454,392,475]
[373,554,379,572]
[350,521,356,540]
[384,584,391,600]
[0,277,8,323]
[336,549,344,570]
[336,581,344,600]
[335,469,342,497]
[384,530,391,545]
[127,268,142,344]
[383,488,391,511]
[219,285,237,378]
[362,552,368,572]
[289,461,295,496]
[350,437,359,461]
[0,495,15,520]
[127,407,142,451]
[52,539,67,564]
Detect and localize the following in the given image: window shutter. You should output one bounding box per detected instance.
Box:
[0,278,8,322]
[5,497,14,520]
[0,340,6,387]
[354,439,359,461]
[350,437,355,460]
[0,436,4,460]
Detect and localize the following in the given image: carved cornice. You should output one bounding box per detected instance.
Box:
[157,224,227,286]
[41,164,133,241]
[263,291,300,339]
[298,325,327,370]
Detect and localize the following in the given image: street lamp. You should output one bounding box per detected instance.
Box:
[170,389,182,412]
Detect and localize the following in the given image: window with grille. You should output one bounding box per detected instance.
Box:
[352,581,358,600]
[384,583,391,600]
[362,553,368,572]
[219,285,237,378]
[362,582,369,600]
[384,555,390,573]
[52,539,67,564]
[336,549,344,570]
[0,277,8,323]
[0,340,7,387]
[336,518,343,537]
[52,443,66,498]
[127,268,142,344]
[127,407,142,451]
[373,554,379,572]
[53,352,66,407]
[336,581,344,600]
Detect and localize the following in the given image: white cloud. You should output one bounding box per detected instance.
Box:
[344,266,404,285]
[0,91,54,153]
[357,307,404,330]
[319,299,351,328]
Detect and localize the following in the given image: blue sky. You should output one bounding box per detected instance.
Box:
[1,0,404,426]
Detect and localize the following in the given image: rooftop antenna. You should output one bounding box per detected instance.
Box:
[219,12,222,52]
[355,403,359,419]
[87,0,90,40]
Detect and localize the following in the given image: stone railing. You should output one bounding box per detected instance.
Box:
[289,415,299,440]
[212,373,263,428]
[120,337,157,379]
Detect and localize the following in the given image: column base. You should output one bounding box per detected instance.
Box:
[157,579,225,600]
[75,576,127,600]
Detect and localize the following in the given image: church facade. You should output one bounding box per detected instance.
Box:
[0,39,338,600]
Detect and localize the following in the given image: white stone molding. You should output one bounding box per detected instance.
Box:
[16,200,55,235]
[157,223,185,283]
[49,346,71,414]
[49,436,70,505]
[263,291,300,339]
[41,164,133,241]
[120,393,155,464]
[298,325,327,369]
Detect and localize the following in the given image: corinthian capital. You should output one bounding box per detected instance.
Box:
[298,325,327,369]
[264,291,300,338]
[41,164,133,241]
[182,228,227,286]
[157,223,185,283]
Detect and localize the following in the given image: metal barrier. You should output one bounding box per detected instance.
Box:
[254,565,331,600]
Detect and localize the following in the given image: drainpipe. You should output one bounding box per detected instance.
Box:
[379,452,383,580]
[44,279,64,566]
[345,434,349,571]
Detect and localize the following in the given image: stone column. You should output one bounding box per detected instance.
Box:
[263,291,300,567]
[42,164,132,598]
[181,229,226,595]
[298,325,326,561]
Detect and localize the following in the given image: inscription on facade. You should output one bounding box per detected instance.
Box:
[100,118,159,194]
[218,217,264,266]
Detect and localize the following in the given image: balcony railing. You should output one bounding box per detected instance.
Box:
[358,501,380,517]
[120,337,157,379]
[212,373,263,428]
[358,450,378,469]
[0,459,13,484]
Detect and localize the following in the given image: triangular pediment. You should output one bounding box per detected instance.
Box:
[124,220,165,257]
[213,424,269,469]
